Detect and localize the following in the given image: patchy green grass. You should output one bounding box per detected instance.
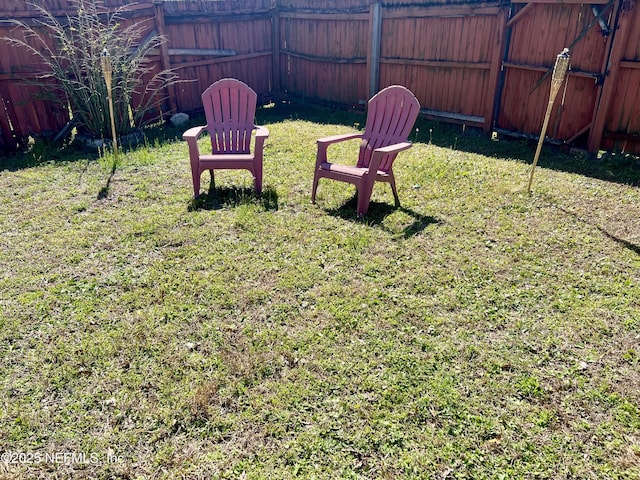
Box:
[1,102,639,479]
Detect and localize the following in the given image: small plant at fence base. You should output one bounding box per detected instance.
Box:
[3,0,180,141]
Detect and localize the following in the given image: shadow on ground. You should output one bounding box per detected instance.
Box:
[4,98,639,188]
[0,140,100,171]
[558,206,640,256]
[97,160,117,200]
[326,194,440,239]
[188,184,279,212]
[0,122,186,173]
[258,99,640,188]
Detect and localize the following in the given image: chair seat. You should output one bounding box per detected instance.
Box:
[311,85,420,216]
[319,162,390,178]
[200,154,255,162]
[184,78,268,197]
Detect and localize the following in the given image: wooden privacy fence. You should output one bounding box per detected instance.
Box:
[279,0,640,154]
[1,0,640,155]
[0,0,274,151]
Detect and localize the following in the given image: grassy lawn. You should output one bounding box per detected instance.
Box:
[1,102,639,479]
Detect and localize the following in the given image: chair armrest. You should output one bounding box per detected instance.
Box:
[374,141,412,154]
[182,125,207,142]
[254,125,269,159]
[368,142,413,173]
[183,125,207,164]
[255,125,269,139]
[317,132,363,146]
[316,132,363,167]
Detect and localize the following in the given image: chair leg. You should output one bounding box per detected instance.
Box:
[389,175,400,207]
[311,171,320,204]
[356,179,375,217]
[209,170,215,192]
[254,162,263,195]
[191,164,202,198]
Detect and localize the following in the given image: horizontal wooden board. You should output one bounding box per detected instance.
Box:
[282,56,368,105]
[1,0,639,153]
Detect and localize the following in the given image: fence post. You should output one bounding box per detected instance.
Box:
[587,0,634,153]
[153,0,177,113]
[484,5,508,133]
[368,1,382,98]
[271,0,280,92]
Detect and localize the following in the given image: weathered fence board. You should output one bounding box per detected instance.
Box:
[590,0,640,154]
[278,13,370,105]
[163,4,273,113]
[0,8,72,149]
[377,8,502,130]
[1,0,640,155]
[495,1,613,149]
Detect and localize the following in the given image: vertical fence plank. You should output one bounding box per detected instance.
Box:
[271,0,280,91]
[368,2,382,98]
[587,0,634,152]
[485,5,508,132]
[154,1,177,113]
[2,0,640,153]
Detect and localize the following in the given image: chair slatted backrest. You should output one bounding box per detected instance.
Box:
[202,78,257,154]
[357,86,421,172]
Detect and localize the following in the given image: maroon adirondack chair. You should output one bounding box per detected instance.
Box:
[183,78,269,197]
[311,85,421,216]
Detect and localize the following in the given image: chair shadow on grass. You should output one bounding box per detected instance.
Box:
[326,194,440,239]
[187,182,279,212]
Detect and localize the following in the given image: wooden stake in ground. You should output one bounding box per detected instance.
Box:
[527,48,570,194]
[100,48,119,158]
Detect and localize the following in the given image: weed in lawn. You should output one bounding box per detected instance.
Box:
[515,375,544,400]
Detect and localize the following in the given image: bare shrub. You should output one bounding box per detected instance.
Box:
[3,0,179,139]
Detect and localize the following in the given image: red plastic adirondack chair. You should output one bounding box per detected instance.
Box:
[311,85,421,216]
[183,78,269,197]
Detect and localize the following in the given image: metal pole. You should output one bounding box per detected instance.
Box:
[527,48,570,194]
[100,48,119,158]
